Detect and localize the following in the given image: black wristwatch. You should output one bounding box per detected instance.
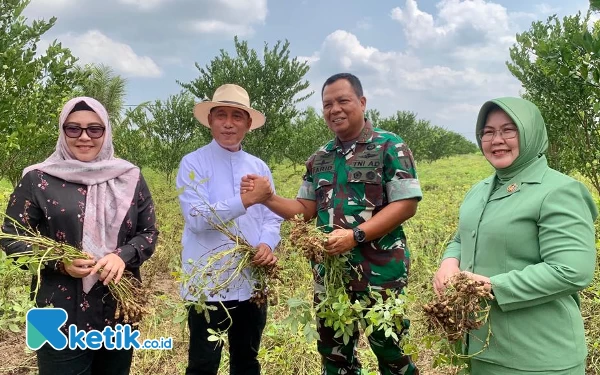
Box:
[352,227,367,243]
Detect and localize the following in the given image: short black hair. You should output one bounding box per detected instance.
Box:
[70,100,95,114]
[321,73,364,98]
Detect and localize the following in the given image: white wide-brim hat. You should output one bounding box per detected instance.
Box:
[193,84,266,130]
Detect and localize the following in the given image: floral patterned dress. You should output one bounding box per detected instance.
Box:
[1,170,158,332]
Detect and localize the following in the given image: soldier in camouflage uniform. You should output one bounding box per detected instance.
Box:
[241,73,422,375]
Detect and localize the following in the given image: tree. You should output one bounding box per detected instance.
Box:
[74,63,127,122]
[591,0,600,12]
[179,37,312,164]
[365,109,382,127]
[283,107,332,170]
[377,111,478,162]
[126,92,209,182]
[0,0,86,186]
[113,104,152,170]
[507,12,600,194]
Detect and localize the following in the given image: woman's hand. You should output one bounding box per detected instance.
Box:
[462,271,492,292]
[433,257,461,295]
[64,258,96,278]
[90,253,126,285]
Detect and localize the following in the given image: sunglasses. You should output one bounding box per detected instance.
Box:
[63,124,106,139]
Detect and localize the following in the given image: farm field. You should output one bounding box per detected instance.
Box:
[1,154,598,375]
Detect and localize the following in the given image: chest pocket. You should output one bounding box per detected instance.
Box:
[312,152,335,212]
[314,173,334,211]
[347,167,384,209]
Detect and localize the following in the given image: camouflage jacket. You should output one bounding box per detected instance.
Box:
[297,121,423,291]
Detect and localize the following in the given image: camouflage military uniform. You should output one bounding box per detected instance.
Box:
[297,121,422,375]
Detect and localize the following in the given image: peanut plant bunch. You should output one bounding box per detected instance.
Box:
[0,215,148,324]
[287,216,410,345]
[422,272,494,355]
[185,216,280,308]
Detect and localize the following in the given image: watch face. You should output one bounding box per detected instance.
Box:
[354,228,366,242]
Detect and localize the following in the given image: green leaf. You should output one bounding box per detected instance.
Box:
[580,64,589,79]
[559,65,570,76]
[342,333,350,346]
[9,323,21,333]
[593,68,600,83]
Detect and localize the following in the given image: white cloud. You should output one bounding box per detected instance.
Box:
[218,0,268,21]
[391,0,510,49]
[535,3,561,15]
[186,20,254,37]
[118,0,174,11]
[22,0,75,18]
[28,0,74,8]
[25,0,268,39]
[303,26,522,138]
[185,0,268,36]
[60,30,162,78]
[298,53,320,65]
[391,1,446,47]
[320,30,418,75]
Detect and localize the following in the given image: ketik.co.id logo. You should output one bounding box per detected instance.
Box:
[26,308,158,350]
[26,308,69,350]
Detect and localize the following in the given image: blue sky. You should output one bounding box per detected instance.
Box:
[25,0,594,140]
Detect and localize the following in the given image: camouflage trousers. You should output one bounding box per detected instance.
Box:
[315,290,419,375]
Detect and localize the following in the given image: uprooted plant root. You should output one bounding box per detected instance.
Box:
[288,214,328,263]
[423,272,494,343]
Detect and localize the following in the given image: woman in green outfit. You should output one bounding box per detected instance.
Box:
[433,97,597,374]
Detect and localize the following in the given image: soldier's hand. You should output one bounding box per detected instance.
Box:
[325,229,357,255]
[241,174,273,207]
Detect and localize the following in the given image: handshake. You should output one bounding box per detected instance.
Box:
[240,174,274,207]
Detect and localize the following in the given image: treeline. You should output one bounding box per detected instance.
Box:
[1,0,477,187]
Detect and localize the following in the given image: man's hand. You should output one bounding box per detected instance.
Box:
[90,253,126,285]
[241,174,273,207]
[432,258,461,296]
[240,175,255,193]
[64,257,96,278]
[252,243,277,266]
[324,229,357,256]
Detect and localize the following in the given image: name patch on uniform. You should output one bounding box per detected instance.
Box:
[313,152,335,174]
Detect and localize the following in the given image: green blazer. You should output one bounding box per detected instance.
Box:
[443,156,597,371]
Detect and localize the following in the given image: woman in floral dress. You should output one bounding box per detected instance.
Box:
[1,97,159,375]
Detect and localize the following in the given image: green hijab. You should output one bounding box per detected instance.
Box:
[475,97,548,182]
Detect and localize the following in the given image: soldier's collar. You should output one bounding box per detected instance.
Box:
[328,119,374,151]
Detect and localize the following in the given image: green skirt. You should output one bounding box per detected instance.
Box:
[470,360,586,375]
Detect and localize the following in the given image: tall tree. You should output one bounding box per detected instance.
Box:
[284,107,332,170]
[507,11,600,194]
[0,0,86,186]
[127,92,208,182]
[113,104,152,170]
[179,36,312,164]
[74,63,127,122]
